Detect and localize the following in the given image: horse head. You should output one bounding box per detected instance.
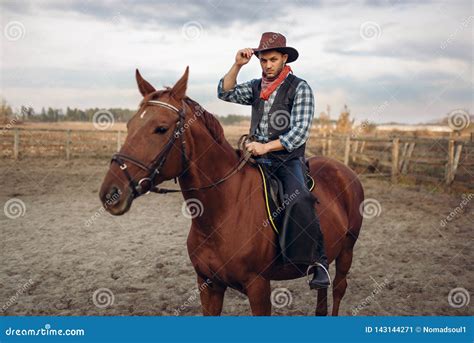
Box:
[99,67,190,215]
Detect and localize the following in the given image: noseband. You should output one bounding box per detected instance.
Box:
[111,99,188,198]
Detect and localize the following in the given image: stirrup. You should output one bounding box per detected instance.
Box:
[306,263,332,287]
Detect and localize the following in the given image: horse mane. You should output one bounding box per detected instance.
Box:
[184,97,227,144]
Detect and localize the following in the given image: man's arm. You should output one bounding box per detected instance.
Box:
[222,48,253,91]
[245,138,285,156]
[265,139,285,152]
[278,81,315,152]
[217,48,255,105]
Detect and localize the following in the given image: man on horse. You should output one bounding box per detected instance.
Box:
[217,32,330,289]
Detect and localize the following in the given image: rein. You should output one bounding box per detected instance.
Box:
[154,134,256,194]
[111,98,255,197]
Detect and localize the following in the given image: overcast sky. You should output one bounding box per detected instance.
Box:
[1,0,472,124]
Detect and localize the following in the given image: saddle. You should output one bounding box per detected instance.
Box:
[256,160,316,235]
[236,134,318,236]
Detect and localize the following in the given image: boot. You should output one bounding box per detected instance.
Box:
[309,263,330,290]
[308,227,331,290]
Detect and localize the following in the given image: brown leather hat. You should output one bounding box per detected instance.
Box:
[253,32,299,63]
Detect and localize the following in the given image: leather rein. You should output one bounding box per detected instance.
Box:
[111,99,254,198]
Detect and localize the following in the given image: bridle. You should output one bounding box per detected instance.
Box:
[111,98,254,198]
[111,99,188,198]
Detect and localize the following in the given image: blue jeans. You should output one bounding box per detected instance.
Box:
[255,157,308,200]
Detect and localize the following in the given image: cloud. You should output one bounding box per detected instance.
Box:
[0,0,472,124]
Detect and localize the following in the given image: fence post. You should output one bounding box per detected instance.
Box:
[66,129,71,160]
[446,139,454,184]
[327,134,332,157]
[117,131,121,151]
[13,129,19,160]
[446,140,462,185]
[352,140,359,163]
[402,142,415,175]
[399,142,409,170]
[391,137,400,183]
[343,135,351,166]
[322,132,327,156]
[452,144,463,184]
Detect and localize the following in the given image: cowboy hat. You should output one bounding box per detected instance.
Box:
[252,32,299,63]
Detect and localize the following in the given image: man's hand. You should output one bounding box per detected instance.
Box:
[245,141,268,156]
[235,48,254,66]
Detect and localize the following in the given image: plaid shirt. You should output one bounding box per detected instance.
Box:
[217,75,315,152]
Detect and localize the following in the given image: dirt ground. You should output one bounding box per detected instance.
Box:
[0,158,472,316]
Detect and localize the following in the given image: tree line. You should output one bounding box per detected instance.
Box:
[2,98,356,130]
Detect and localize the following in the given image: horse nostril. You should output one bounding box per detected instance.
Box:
[105,186,121,206]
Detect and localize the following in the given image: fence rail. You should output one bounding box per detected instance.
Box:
[1,127,472,189]
[306,133,472,189]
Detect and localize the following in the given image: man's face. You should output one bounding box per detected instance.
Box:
[258,50,288,78]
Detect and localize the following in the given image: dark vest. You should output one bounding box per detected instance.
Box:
[250,73,306,161]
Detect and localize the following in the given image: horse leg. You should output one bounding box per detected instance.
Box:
[315,288,328,316]
[245,276,272,316]
[332,242,354,316]
[198,276,227,316]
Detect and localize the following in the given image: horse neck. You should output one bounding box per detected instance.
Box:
[177,111,243,232]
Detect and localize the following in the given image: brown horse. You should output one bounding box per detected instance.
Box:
[99,67,364,316]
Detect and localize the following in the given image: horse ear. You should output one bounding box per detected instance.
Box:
[170,66,189,100]
[136,69,156,97]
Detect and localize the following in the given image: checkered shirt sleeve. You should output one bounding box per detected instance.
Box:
[217,77,255,105]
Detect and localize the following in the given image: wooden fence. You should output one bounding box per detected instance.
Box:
[1,127,472,189]
[0,128,124,160]
[305,134,472,189]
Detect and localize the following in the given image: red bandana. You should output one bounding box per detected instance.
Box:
[260,65,292,100]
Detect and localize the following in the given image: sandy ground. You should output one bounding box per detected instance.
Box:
[0,158,472,316]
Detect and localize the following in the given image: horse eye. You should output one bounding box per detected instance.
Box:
[154,127,168,134]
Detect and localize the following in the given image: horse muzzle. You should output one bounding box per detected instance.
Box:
[99,183,134,216]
